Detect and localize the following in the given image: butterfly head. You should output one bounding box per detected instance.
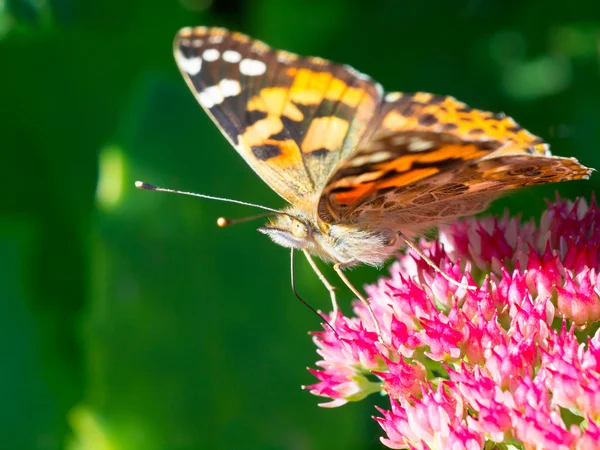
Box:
[258,213,314,250]
[257,208,392,267]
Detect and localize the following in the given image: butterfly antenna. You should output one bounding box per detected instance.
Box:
[135,181,282,214]
[290,249,339,338]
[217,212,272,227]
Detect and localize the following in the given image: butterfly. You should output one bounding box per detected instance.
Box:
[144,26,592,332]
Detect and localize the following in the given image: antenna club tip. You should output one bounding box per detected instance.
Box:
[217,217,230,227]
[135,181,156,190]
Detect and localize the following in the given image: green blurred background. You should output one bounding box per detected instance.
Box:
[1,0,598,449]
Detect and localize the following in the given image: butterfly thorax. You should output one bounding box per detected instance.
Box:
[258,206,395,268]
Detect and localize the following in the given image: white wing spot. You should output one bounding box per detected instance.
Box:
[223,50,242,63]
[196,79,241,108]
[240,58,267,76]
[208,35,224,44]
[385,92,403,102]
[197,92,214,108]
[175,49,202,75]
[408,138,435,152]
[202,49,220,62]
[347,151,395,167]
[197,85,224,109]
[220,79,241,97]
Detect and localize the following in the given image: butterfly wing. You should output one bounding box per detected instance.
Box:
[174,27,382,205]
[318,93,592,227]
[368,91,550,152]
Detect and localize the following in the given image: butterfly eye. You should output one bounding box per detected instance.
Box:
[290,219,309,239]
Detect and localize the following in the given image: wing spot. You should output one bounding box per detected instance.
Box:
[308,148,330,158]
[309,56,327,66]
[347,151,395,167]
[276,50,298,63]
[479,140,502,151]
[196,79,241,108]
[240,58,267,76]
[385,92,403,102]
[251,40,270,54]
[507,166,542,177]
[202,49,220,62]
[192,26,208,36]
[418,113,438,126]
[208,34,224,44]
[223,50,242,63]
[413,92,433,103]
[231,32,251,44]
[197,86,223,108]
[443,123,459,131]
[178,27,193,38]
[408,138,435,152]
[175,49,202,75]
[220,79,241,97]
[391,135,408,145]
[251,144,282,161]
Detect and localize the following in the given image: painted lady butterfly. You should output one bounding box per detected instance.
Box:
[138,26,592,331]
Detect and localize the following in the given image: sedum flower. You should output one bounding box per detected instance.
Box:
[305,196,600,449]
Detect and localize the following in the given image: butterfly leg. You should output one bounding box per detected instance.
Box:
[291,250,339,336]
[396,232,476,291]
[302,250,339,324]
[333,263,384,340]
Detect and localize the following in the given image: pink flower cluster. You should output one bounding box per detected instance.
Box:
[305,197,600,449]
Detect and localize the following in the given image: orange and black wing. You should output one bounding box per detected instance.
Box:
[174,26,382,205]
[319,93,591,223]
